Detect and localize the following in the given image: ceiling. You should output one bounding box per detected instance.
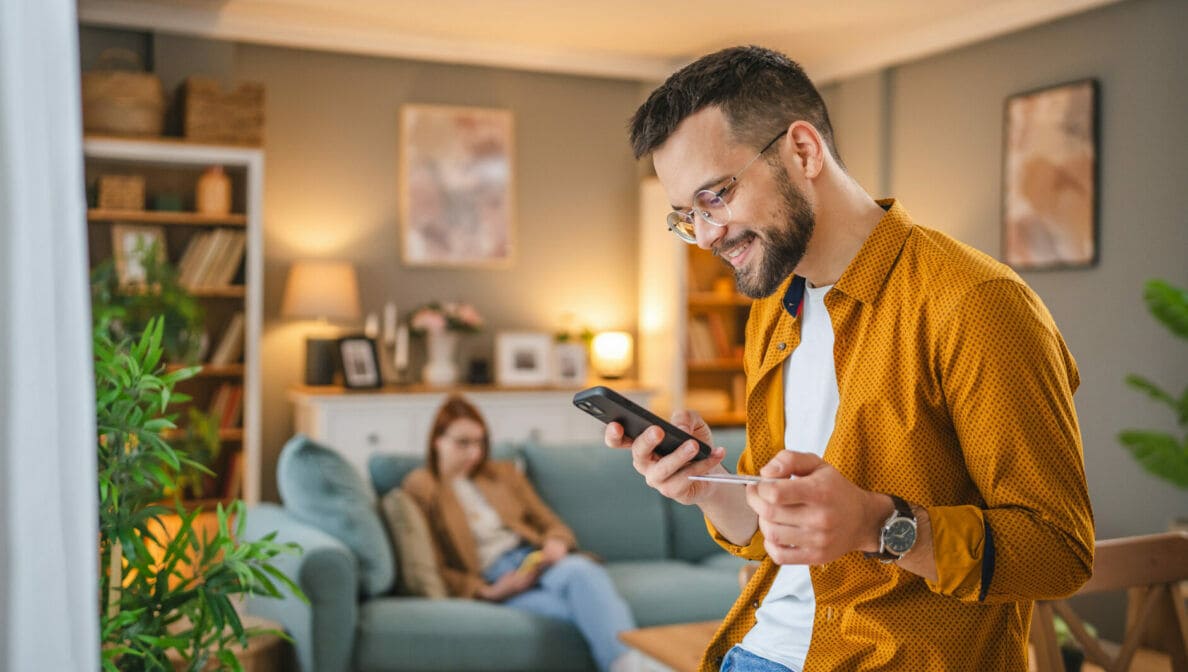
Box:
[77,0,1123,83]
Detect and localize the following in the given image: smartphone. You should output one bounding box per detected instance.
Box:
[573,386,711,461]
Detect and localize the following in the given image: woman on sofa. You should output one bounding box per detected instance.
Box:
[403,394,637,672]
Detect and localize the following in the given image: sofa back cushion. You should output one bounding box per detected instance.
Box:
[667,429,749,562]
[369,442,522,498]
[277,434,395,597]
[522,441,669,562]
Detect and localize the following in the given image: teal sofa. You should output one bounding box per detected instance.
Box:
[244,437,747,672]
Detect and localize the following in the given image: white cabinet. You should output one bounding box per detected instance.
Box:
[290,385,654,477]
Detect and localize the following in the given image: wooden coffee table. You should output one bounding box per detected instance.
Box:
[619,620,720,672]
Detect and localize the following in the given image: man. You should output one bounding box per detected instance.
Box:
[606,46,1093,671]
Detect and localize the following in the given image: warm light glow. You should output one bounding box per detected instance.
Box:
[281,260,362,322]
[591,331,634,379]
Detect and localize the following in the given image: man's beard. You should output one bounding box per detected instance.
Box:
[729,164,815,298]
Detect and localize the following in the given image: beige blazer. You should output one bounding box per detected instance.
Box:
[402,461,577,598]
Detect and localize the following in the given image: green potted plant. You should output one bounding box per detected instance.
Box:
[97,317,304,671]
[1118,279,1188,492]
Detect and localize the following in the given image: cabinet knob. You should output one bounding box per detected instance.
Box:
[367,432,380,445]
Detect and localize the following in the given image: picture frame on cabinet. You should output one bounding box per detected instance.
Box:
[552,342,588,387]
[111,223,167,288]
[338,336,383,389]
[1002,78,1099,270]
[495,332,551,387]
[399,104,515,268]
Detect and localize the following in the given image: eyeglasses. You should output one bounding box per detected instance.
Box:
[666,129,788,244]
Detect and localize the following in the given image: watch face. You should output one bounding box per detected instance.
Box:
[885,519,917,555]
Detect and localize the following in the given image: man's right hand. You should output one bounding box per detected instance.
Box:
[603,409,728,506]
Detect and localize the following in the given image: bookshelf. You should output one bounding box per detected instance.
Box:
[638,177,750,427]
[84,136,262,506]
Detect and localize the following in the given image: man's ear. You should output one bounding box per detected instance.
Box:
[785,120,825,179]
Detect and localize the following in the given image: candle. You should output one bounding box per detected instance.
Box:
[383,302,398,344]
[394,324,409,371]
[364,312,379,339]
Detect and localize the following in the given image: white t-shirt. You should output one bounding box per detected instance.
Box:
[739,282,839,671]
[451,477,521,570]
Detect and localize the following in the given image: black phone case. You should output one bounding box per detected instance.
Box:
[573,386,711,460]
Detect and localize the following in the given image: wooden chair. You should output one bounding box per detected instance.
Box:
[1030,531,1188,672]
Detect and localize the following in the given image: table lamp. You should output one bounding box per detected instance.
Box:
[591,331,634,379]
[281,260,362,385]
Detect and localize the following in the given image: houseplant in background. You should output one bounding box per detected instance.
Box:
[409,301,484,386]
[96,317,305,671]
[1118,279,1188,493]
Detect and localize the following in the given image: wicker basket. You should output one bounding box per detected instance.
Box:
[81,49,165,137]
[181,76,265,146]
[97,175,146,211]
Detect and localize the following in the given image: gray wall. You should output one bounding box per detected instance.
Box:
[824,0,1188,637]
[235,46,643,501]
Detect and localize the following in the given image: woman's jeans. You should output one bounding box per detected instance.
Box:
[484,545,636,672]
[720,645,795,672]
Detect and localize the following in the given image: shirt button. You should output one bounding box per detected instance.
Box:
[776,342,786,351]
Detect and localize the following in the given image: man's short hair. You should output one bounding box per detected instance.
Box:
[629,45,840,163]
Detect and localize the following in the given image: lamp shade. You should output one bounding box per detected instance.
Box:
[281,260,362,322]
[591,331,633,379]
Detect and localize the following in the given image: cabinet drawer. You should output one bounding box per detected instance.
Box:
[322,405,427,477]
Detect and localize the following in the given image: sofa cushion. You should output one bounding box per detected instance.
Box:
[355,597,593,672]
[379,488,447,598]
[369,442,522,498]
[277,434,395,597]
[605,560,740,627]
[522,441,669,562]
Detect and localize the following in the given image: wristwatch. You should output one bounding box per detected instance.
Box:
[864,494,917,563]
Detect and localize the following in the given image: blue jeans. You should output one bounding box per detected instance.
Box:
[720,645,796,672]
[484,545,636,672]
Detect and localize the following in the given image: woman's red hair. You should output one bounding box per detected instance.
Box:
[425,394,490,477]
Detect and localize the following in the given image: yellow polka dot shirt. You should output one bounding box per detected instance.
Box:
[700,200,1094,671]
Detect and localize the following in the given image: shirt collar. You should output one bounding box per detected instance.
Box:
[782,199,912,317]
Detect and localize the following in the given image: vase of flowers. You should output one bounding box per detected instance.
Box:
[410,302,483,386]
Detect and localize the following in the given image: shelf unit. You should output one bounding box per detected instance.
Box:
[638,177,751,426]
[83,135,263,506]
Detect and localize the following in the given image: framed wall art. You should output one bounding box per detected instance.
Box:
[111,223,166,287]
[495,332,551,387]
[1002,79,1099,270]
[399,105,515,268]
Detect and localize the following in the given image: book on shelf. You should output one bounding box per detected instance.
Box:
[177,229,246,289]
[704,312,733,358]
[208,312,245,365]
[222,450,244,500]
[687,317,717,362]
[207,382,243,429]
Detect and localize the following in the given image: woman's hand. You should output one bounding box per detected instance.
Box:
[540,538,569,567]
[477,566,540,602]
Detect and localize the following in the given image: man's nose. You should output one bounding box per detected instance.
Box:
[694,216,726,250]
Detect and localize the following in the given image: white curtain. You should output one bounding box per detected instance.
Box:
[0,0,98,670]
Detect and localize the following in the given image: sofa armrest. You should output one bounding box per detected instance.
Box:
[242,503,359,672]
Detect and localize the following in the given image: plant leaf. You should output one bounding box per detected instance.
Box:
[1118,430,1188,488]
[1144,279,1188,339]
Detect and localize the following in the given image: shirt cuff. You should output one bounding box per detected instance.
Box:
[924,504,989,601]
[705,516,768,560]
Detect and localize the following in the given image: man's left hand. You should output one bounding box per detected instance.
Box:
[745,451,890,565]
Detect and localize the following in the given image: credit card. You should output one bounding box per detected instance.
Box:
[687,474,789,485]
